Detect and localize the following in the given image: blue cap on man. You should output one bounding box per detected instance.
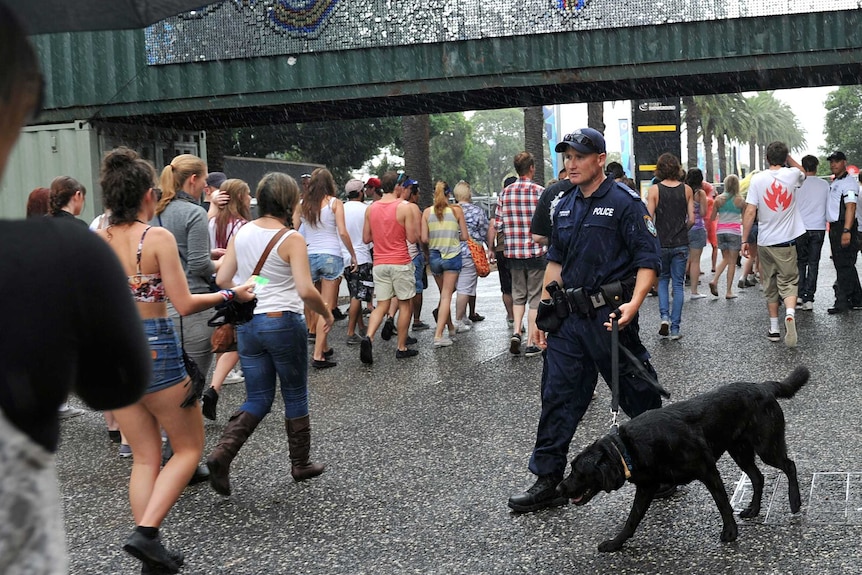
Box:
[402,178,418,189]
[554,128,606,155]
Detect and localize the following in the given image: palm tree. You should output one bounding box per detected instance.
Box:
[744,92,806,172]
[682,95,699,169]
[695,94,749,181]
[402,115,432,208]
[524,107,545,185]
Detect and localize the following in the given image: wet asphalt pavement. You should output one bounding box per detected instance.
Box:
[58,249,862,574]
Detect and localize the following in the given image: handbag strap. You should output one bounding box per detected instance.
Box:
[253,228,289,276]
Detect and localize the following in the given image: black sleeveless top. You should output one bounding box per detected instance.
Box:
[654,182,689,248]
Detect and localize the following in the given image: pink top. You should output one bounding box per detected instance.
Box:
[367,200,410,265]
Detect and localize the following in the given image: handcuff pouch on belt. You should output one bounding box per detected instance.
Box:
[536,279,626,332]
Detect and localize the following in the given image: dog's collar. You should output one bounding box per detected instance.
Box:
[609,430,633,479]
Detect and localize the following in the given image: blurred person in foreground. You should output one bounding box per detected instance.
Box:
[0,8,151,573]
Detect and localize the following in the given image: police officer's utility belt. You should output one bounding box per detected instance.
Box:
[538,279,634,332]
[565,281,626,319]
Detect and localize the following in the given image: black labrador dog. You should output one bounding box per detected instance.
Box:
[558,366,808,552]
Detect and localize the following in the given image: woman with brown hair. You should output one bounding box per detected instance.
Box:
[202,178,252,421]
[293,167,356,369]
[98,147,254,573]
[49,175,88,228]
[208,172,332,497]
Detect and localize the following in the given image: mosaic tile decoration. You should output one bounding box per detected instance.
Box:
[145,0,858,65]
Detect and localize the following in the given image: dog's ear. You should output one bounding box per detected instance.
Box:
[598,438,627,492]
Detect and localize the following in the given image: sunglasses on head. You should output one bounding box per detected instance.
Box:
[396,171,409,185]
[562,130,602,154]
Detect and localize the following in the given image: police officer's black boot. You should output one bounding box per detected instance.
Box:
[508,474,568,513]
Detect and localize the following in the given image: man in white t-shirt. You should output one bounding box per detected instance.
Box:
[342,179,373,344]
[741,141,805,347]
[794,155,830,311]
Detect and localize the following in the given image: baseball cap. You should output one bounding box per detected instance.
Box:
[554,128,606,155]
[300,173,312,179]
[402,178,418,189]
[345,178,364,198]
[365,177,382,190]
[206,172,227,188]
[827,151,847,162]
[503,176,517,188]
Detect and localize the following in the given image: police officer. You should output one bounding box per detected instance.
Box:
[508,128,664,512]
[825,151,862,314]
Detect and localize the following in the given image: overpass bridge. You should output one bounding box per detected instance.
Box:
[31,2,862,129]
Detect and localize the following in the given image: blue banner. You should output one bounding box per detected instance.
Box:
[544,106,559,177]
[619,118,633,179]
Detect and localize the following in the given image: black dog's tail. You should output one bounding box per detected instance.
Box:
[763,366,810,399]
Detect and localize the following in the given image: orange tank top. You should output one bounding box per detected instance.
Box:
[368,200,410,265]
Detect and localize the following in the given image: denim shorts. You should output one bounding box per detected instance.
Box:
[144,317,187,394]
[308,253,343,282]
[413,252,426,293]
[429,250,462,275]
[717,233,742,252]
[688,227,707,250]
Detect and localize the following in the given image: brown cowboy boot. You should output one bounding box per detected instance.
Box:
[285,414,326,481]
[206,411,261,496]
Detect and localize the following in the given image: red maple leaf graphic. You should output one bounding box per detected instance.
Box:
[763,179,792,211]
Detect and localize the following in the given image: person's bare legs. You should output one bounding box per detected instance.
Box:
[689,248,703,295]
[411,292,423,327]
[434,271,458,339]
[455,293,470,324]
[724,250,739,297]
[525,306,539,347]
[312,278,338,362]
[347,298,363,337]
[210,351,239,395]
[502,292,514,324]
[395,299,413,351]
[115,381,204,527]
[365,299,391,343]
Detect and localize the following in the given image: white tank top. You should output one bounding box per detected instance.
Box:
[301,198,343,256]
[233,223,304,315]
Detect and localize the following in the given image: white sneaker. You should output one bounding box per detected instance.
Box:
[462,317,473,327]
[224,368,244,385]
[801,301,814,311]
[690,293,706,300]
[433,336,454,348]
[455,321,472,333]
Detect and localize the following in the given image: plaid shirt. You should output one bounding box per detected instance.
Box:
[494,177,547,260]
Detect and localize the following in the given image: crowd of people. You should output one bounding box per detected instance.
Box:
[4,4,862,572]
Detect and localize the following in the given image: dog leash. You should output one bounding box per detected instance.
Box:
[610,311,621,429]
[607,308,670,429]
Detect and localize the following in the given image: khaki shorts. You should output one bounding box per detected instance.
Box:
[511,267,545,309]
[372,263,416,302]
[758,245,799,303]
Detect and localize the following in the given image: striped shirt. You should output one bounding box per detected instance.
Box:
[427,207,461,260]
[494,177,547,260]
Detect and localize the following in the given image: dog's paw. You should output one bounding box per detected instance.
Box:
[738,505,760,519]
[598,539,624,553]
[720,523,739,543]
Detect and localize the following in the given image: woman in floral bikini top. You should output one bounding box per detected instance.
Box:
[94,147,254,574]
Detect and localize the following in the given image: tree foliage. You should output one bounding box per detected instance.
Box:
[224,117,400,184]
[823,86,862,163]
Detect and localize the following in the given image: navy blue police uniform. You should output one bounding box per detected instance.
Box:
[529,176,663,478]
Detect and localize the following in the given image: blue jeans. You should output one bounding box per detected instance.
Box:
[237,312,309,420]
[796,230,825,303]
[658,246,689,333]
